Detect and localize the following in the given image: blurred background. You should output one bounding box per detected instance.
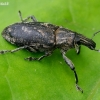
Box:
[0,0,100,100]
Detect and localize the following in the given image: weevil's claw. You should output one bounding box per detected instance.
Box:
[76,84,83,93]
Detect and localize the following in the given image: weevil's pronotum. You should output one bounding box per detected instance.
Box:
[0,11,100,93]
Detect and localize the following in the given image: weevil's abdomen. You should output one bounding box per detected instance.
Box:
[2,22,58,52]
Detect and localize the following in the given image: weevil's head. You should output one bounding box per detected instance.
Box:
[74,33,96,50]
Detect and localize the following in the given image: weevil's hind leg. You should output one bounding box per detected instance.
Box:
[22,15,38,22]
[18,10,23,22]
[18,10,38,22]
[61,50,83,93]
[25,51,51,61]
[30,16,38,22]
[0,45,28,54]
[75,44,81,54]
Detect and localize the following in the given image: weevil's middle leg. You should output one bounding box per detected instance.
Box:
[0,45,28,54]
[18,10,38,22]
[25,52,51,61]
[61,50,83,93]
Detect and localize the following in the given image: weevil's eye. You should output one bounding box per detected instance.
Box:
[76,41,81,45]
[74,35,81,45]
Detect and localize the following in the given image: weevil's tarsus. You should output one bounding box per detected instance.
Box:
[0,50,11,54]
[74,70,83,93]
[18,10,37,22]
[61,50,83,93]
[76,84,83,93]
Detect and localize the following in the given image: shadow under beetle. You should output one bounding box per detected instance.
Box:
[1,11,100,93]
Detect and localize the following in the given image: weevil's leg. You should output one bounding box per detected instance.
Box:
[30,16,38,22]
[10,46,29,53]
[61,50,83,93]
[22,15,38,22]
[75,44,81,54]
[25,51,51,61]
[0,45,28,54]
[18,10,23,22]
[18,10,37,22]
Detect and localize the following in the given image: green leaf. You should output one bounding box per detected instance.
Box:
[0,0,100,100]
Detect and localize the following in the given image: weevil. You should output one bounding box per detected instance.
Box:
[0,11,100,93]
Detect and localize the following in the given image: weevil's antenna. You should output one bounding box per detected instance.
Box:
[91,30,100,52]
[91,30,100,40]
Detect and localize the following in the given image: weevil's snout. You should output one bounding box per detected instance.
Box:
[75,33,96,50]
[88,42,96,50]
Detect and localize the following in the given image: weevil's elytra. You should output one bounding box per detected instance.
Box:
[1,11,100,93]
[2,22,59,52]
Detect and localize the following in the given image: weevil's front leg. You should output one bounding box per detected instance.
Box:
[25,51,51,61]
[0,45,28,54]
[61,50,83,93]
[75,44,81,54]
[18,11,38,22]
